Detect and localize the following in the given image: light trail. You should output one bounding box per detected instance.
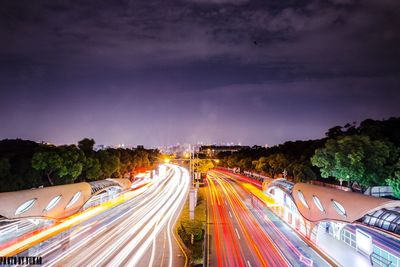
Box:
[0,182,151,256]
[1,164,190,267]
[207,172,290,267]
[147,212,162,267]
[210,170,331,267]
[207,175,246,267]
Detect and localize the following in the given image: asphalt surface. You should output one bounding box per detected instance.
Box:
[206,170,331,267]
[12,164,190,267]
[206,171,289,267]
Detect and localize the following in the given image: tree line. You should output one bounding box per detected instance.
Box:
[0,138,160,192]
[217,117,400,197]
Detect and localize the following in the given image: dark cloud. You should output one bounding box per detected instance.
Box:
[0,0,399,146]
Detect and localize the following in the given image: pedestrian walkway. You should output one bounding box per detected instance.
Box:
[316,227,372,267]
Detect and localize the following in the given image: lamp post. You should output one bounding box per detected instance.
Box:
[191,148,194,187]
[188,145,195,188]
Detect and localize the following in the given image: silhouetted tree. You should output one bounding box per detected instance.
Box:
[78,138,95,156]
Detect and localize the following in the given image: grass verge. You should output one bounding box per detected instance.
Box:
[176,186,207,266]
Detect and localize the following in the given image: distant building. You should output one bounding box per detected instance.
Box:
[94,144,107,151]
[199,145,250,157]
[158,143,192,155]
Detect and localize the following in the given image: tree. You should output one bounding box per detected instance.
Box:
[32,145,84,185]
[238,157,252,171]
[254,157,271,175]
[98,150,120,178]
[290,162,316,183]
[78,138,95,156]
[32,151,63,185]
[193,159,215,173]
[386,176,400,199]
[226,155,239,168]
[118,149,135,178]
[0,139,43,192]
[325,126,345,138]
[0,158,11,178]
[147,149,161,166]
[386,159,400,199]
[81,156,102,181]
[311,135,398,190]
[267,153,289,177]
[0,138,162,191]
[133,149,151,169]
[0,158,12,191]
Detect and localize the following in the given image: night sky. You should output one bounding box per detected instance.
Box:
[1,0,399,147]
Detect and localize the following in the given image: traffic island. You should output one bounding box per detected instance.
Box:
[176,187,206,266]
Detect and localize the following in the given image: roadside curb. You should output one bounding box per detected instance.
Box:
[173,224,191,267]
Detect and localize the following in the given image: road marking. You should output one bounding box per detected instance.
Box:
[149,216,162,267]
[235,228,241,240]
[229,211,232,218]
[247,260,251,267]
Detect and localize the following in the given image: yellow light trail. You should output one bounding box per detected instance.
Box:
[0,182,152,257]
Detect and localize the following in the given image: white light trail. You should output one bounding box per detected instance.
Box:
[27,164,190,267]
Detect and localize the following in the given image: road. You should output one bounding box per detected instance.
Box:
[206,170,331,267]
[206,171,289,267]
[3,164,190,267]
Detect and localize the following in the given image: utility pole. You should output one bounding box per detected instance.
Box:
[189,145,192,186]
[191,146,194,187]
[189,144,197,220]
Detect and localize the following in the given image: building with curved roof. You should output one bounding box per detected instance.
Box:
[0,183,92,220]
[89,180,122,195]
[267,178,294,194]
[292,183,399,225]
[108,178,132,191]
[362,208,400,235]
[0,178,132,220]
[265,179,400,267]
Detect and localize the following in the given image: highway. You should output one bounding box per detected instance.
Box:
[206,171,289,267]
[206,170,331,267]
[2,164,190,267]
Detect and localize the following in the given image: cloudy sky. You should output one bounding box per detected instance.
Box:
[1,0,399,147]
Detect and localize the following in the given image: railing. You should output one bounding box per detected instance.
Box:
[364,186,394,197]
[243,171,273,183]
[310,180,351,191]
[370,252,392,266]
